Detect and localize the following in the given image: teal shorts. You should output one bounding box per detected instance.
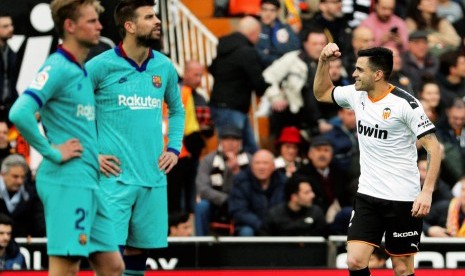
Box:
[37,182,118,257]
[100,179,168,249]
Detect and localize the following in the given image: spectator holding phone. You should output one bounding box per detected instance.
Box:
[359,0,409,53]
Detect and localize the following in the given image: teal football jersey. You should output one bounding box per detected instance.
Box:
[22,47,99,188]
[86,45,185,187]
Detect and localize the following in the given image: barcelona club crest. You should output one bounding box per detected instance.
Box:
[79,233,87,245]
[153,75,162,88]
[382,108,391,120]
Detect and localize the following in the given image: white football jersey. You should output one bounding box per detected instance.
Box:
[332,85,436,201]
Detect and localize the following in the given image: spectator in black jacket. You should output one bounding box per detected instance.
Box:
[0,154,44,237]
[259,175,327,236]
[209,16,269,154]
[229,149,286,236]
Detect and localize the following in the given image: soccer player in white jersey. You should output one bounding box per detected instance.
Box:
[314,43,441,276]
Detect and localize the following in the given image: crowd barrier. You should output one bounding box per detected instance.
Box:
[15,236,465,271]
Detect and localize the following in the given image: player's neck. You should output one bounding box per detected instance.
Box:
[121,38,150,66]
[368,82,391,99]
[61,40,90,66]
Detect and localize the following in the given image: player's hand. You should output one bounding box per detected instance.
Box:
[99,154,121,177]
[319,43,341,62]
[55,138,83,162]
[411,191,432,218]
[159,151,178,174]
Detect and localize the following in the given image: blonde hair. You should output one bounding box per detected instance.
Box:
[50,0,104,38]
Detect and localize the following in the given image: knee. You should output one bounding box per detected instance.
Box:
[392,256,413,276]
[346,255,368,271]
[110,259,125,276]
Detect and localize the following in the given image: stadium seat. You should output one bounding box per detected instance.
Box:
[228,0,261,16]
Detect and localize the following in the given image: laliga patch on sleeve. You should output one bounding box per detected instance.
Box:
[29,66,51,90]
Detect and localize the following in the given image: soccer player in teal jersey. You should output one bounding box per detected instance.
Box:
[86,0,185,275]
[8,0,124,275]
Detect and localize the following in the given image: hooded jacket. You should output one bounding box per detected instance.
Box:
[209,32,269,113]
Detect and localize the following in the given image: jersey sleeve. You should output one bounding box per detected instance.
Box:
[332,85,357,109]
[404,99,436,139]
[164,63,186,154]
[24,63,63,107]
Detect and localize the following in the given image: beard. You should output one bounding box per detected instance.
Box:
[136,32,160,48]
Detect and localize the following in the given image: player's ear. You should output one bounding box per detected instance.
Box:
[63,18,76,34]
[124,21,136,35]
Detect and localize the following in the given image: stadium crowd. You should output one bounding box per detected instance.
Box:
[1,0,465,269]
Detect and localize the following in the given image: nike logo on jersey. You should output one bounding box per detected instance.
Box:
[357,121,388,139]
[118,77,128,83]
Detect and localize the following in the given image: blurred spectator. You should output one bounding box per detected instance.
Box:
[359,0,409,53]
[259,175,327,236]
[168,212,193,237]
[417,75,445,123]
[385,45,415,95]
[324,108,360,181]
[274,126,306,178]
[0,121,13,164]
[401,31,440,93]
[0,154,44,238]
[166,61,206,214]
[423,179,465,237]
[436,98,465,185]
[436,50,465,107]
[405,0,460,56]
[256,0,300,68]
[229,149,286,236]
[296,136,352,223]
[209,16,269,154]
[262,27,328,138]
[214,0,230,17]
[0,214,26,270]
[0,12,18,122]
[343,26,375,83]
[418,153,453,204]
[369,246,390,269]
[182,61,215,139]
[277,0,314,33]
[195,126,252,236]
[437,0,463,24]
[303,0,351,55]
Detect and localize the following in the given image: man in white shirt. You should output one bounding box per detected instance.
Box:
[313,43,441,276]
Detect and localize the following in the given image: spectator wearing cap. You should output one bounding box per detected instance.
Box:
[295,136,352,224]
[229,149,286,236]
[194,126,252,236]
[256,0,300,68]
[274,126,306,178]
[401,30,439,93]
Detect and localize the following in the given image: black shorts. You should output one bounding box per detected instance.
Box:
[347,193,423,256]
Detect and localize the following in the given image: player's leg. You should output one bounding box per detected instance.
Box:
[391,255,415,276]
[48,256,80,276]
[124,184,168,275]
[37,182,95,275]
[346,193,386,275]
[384,200,422,276]
[88,187,124,275]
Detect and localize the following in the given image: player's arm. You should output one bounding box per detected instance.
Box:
[159,64,186,174]
[313,43,341,103]
[9,95,82,163]
[412,132,442,217]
